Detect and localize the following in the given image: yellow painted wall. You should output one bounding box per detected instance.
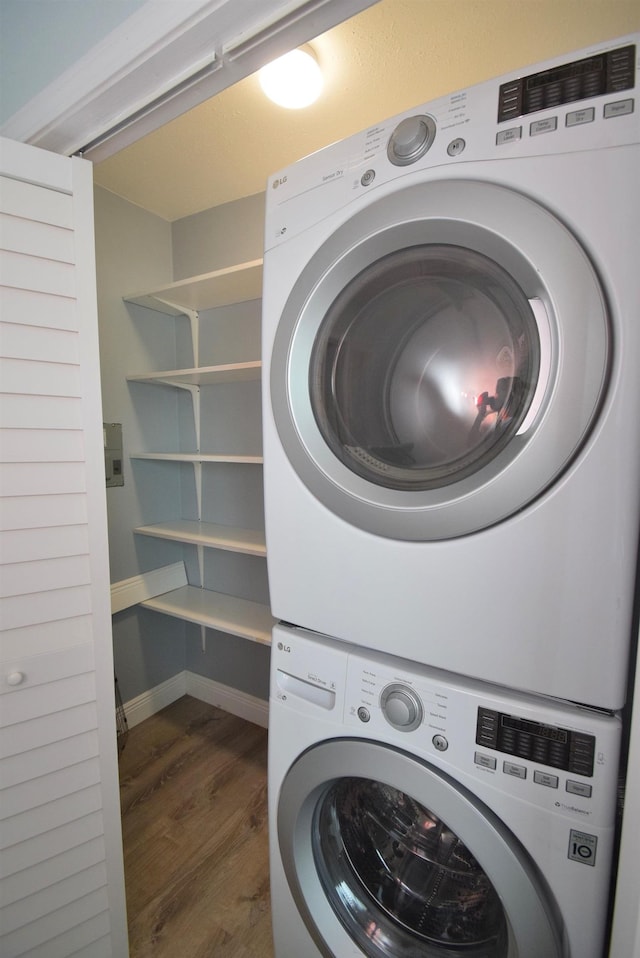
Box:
[321,0,640,135]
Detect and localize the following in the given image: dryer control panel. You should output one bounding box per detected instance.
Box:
[497,43,635,122]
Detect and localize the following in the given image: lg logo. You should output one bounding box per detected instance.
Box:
[277,642,291,652]
[272,176,288,189]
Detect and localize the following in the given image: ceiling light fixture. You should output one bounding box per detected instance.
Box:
[259,45,323,109]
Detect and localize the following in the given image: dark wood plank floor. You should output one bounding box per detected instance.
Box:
[118,696,274,958]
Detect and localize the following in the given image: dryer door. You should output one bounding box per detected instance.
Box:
[278,739,564,958]
[270,179,609,539]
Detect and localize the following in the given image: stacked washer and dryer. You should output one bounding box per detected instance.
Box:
[261,35,640,958]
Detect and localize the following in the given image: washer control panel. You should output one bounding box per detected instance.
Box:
[340,645,619,821]
[476,707,596,777]
[271,625,621,827]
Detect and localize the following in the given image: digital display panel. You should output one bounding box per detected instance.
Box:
[502,715,568,744]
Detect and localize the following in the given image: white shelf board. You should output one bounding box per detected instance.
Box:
[124,259,263,315]
[135,520,266,556]
[130,452,263,464]
[141,586,275,645]
[127,361,261,386]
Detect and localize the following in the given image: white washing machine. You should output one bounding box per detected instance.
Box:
[261,35,640,710]
[269,624,621,958]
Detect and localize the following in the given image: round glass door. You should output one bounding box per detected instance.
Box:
[270,179,609,540]
[310,244,540,492]
[277,740,564,958]
[314,778,508,957]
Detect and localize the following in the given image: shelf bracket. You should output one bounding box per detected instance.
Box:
[197,542,205,588]
[185,307,200,369]
[168,382,201,453]
[147,299,200,369]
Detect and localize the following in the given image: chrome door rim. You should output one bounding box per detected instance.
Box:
[277,739,564,958]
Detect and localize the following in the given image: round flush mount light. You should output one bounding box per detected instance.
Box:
[259,45,323,109]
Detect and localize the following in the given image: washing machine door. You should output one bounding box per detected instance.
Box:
[270,179,609,539]
[278,739,564,958]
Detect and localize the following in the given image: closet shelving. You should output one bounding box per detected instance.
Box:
[124,259,274,647]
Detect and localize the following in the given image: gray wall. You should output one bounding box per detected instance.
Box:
[172,191,265,280]
[95,186,186,702]
[96,185,270,704]
[173,190,270,701]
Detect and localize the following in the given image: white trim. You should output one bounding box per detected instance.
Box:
[186,671,269,728]
[0,0,377,161]
[122,670,269,729]
[123,672,188,729]
[609,622,640,957]
[73,152,130,956]
[110,562,187,614]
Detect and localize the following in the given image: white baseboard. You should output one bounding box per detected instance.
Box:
[123,672,187,728]
[186,672,269,728]
[123,670,269,729]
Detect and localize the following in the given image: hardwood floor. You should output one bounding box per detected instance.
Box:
[118,696,274,958]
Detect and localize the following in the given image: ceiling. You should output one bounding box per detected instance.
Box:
[93,0,639,222]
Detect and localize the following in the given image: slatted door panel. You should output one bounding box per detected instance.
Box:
[0,138,128,957]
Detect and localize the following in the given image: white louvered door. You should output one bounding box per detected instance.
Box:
[0,138,128,957]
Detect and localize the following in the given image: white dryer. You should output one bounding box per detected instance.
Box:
[261,35,640,710]
[269,624,621,958]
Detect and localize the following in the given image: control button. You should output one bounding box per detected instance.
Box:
[476,707,499,749]
[566,107,595,127]
[496,127,522,145]
[360,169,376,187]
[432,734,448,752]
[532,742,549,763]
[530,116,558,136]
[567,780,592,798]
[515,731,533,759]
[380,684,423,732]
[474,752,497,770]
[387,115,436,166]
[548,744,569,769]
[534,770,559,789]
[446,137,466,157]
[568,829,597,867]
[503,761,527,780]
[569,732,595,777]
[357,706,370,723]
[604,98,634,119]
